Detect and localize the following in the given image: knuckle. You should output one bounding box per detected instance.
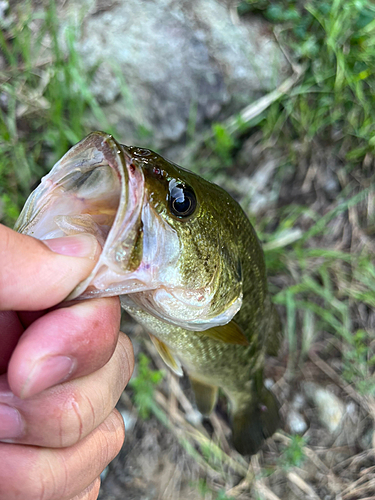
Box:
[47,368,122,449]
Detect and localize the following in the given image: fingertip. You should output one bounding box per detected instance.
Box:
[19,355,76,399]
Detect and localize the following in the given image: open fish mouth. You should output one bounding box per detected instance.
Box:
[15,132,241,330]
[15,131,147,300]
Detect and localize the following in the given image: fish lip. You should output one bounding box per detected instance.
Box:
[67,134,147,300]
[72,142,184,301]
[15,132,128,235]
[15,131,146,300]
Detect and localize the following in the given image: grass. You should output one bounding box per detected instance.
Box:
[247,0,375,158]
[278,435,306,470]
[259,189,375,393]
[233,0,375,397]
[129,353,165,420]
[0,0,112,226]
[2,1,375,499]
[198,0,375,175]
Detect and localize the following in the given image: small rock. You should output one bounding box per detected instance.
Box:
[0,0,8,20]
[100,466,109,481]
[304,382,345,434]
[358,426,374,450]
[287,409,308,435]
[291,393,306,411]
[186,409,203,426]
[120,409,137,432]
[345,401,357,419]
[264,378,275,390]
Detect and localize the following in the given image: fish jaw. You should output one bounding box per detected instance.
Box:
[123,286,242,332]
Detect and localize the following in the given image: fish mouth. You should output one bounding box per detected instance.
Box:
[15,131,146,299]
[15,132,242,330]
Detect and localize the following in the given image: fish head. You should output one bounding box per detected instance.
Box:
[15,132,243,331]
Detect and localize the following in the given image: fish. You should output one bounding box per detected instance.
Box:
[15,131,282,455]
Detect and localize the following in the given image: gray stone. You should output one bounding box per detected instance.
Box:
[358,426,374,450]
[304,382,345,434]
[120,409,137,432]
[57,0,289,151]
[291,393,306,411]
[0,1,8,18]
[287,409,308,435]
[185,408,203,426]
[264,378,276,390]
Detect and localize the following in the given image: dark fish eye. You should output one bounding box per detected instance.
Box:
[169,180,197,218]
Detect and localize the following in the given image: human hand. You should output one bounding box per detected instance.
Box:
[0,224,134,500]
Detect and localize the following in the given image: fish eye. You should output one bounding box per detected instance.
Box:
[169,180,197,218]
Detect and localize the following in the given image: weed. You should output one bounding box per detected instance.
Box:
[209,123,237,167]
[196,479,235,500]
[0,1,112,225]
[256,175,375,394]
[215,490,235,500]
[342,329,375,395]
[240,0,375,166]
[129,353,164,420]
[278,435,306,470]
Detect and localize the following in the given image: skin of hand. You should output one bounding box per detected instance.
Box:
[0,224,134,500]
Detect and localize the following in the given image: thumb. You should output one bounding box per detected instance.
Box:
[0,224,100,311]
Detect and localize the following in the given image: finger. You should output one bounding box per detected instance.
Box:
[0,224,100,311]
[0,409,124,500]
[8,297,121,399]
[0,311,24,374]
[0,332,133,447]
[70,478,101,500]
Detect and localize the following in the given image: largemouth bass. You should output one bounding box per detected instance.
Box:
[15,132,281,455]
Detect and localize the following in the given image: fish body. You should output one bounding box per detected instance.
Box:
[15,132,281,454]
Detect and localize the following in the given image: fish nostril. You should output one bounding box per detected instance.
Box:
[133,148,151,156]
